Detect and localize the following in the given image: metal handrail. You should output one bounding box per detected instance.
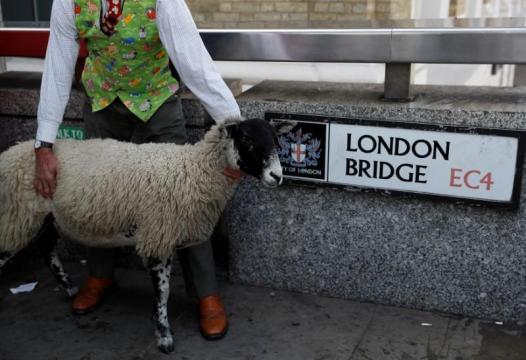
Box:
[2,19,526,99]
[2,21,526,64]
[201,27,526,64]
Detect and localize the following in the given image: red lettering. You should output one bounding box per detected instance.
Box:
[450,168,463,187]
[450,168,494,191]
[464,170,481,189]
[480,172,494,191]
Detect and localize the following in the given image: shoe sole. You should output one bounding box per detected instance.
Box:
[200,322,229,341]
[71,283,117,316]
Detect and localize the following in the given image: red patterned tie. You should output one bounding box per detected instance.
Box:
[101,0,123,36]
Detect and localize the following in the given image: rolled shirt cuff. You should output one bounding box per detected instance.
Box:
[36,120,61,144]
[212,110,243,124]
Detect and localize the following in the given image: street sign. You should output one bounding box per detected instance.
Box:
[57,125,85,140]
[267,112,526,209]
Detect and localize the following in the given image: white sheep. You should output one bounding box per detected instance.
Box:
[0,118,284,353]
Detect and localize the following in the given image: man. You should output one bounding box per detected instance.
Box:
[34,0,241,340]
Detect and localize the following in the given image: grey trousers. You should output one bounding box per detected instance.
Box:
[82,96,218,299]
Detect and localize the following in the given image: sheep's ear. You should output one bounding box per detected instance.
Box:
[270,120,296,135]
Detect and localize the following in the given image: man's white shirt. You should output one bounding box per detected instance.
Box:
[36,0,241,143]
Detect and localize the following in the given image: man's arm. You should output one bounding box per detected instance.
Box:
[37,0,79,143]
[34,0,79,198]
[156,0,242,124]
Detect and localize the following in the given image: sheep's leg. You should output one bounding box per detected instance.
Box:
[36,214,78,297]
[146,257,174,353]
[0,251,14,275]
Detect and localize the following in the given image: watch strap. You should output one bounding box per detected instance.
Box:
[34,140,54,149]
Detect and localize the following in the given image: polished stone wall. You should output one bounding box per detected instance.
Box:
[0,72,242,152]
[226,80,526,321]
[2,72,526,321]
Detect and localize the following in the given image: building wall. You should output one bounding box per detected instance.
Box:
[186,0,412,29]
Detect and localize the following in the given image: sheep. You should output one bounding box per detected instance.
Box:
[0,118,284,353]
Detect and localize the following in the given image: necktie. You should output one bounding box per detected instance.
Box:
[101,0,122,36]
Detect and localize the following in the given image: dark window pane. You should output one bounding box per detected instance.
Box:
[37,0,53,22]
[1,0,35,22]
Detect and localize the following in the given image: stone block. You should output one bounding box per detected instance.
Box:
[232,2,259,12]
[218,3,232,12]
[227,80,526,321]
[0,72,243,128]
[275,2,308,13]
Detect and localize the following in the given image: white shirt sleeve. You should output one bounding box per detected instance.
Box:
[156,0,241,124]
[36,0,79,143]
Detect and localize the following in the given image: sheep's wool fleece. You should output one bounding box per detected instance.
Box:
[0,125,237,258]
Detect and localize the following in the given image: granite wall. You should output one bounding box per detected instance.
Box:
[2,72,526,321]
[0,72,242,151]
[227,81,526,322]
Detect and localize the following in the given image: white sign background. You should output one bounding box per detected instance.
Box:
[328,124,519,202]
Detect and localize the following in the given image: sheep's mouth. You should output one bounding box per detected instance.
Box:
[260,152,284,188]
[260,168,283,188]
[261,177,282,188]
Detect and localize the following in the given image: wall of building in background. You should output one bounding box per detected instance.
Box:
[186,0,411,29]
[410,0,524,87]
[183,0,525,87]
[1,0,525,28]
[450,0,526,17]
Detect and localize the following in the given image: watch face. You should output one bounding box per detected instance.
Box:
[34,140,53,149]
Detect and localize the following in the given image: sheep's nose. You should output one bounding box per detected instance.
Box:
[270,171,283,185]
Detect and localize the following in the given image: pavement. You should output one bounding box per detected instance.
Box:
[0,254,525,360]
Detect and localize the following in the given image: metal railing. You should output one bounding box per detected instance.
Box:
[1,18,526,99]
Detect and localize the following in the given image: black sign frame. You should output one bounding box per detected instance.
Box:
[266,112,526,210]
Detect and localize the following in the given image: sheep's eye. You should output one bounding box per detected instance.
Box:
[240,137,254,148]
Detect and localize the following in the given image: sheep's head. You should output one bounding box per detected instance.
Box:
[224,119,283,188]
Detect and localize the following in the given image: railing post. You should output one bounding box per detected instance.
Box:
[384,63,412,101]
[514,65,526,87]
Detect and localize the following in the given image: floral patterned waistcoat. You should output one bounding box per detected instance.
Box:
[75,0,179,121]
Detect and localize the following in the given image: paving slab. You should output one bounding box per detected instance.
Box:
[0,258,524,360]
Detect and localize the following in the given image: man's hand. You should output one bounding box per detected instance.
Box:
[34,148,58,199]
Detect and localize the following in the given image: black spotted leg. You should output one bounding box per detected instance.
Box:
[0,251,14,275]
[146,257,173,353]
[36,214,78,297]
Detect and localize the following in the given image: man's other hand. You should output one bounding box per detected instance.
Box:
[34,148,58,199]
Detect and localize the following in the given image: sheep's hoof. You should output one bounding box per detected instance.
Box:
[157,338,174,354]
[65,285,79,298]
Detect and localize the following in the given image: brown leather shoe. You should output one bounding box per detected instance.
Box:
[72,276,115,315]
[199,294,228,340]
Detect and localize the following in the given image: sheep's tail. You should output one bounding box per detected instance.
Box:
[0,141,48,253]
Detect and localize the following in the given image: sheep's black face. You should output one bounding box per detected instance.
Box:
[227,119,283,187]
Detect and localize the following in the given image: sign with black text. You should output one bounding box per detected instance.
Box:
[267,112,526,209]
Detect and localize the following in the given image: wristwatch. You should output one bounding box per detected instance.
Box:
[34,140,54,150]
